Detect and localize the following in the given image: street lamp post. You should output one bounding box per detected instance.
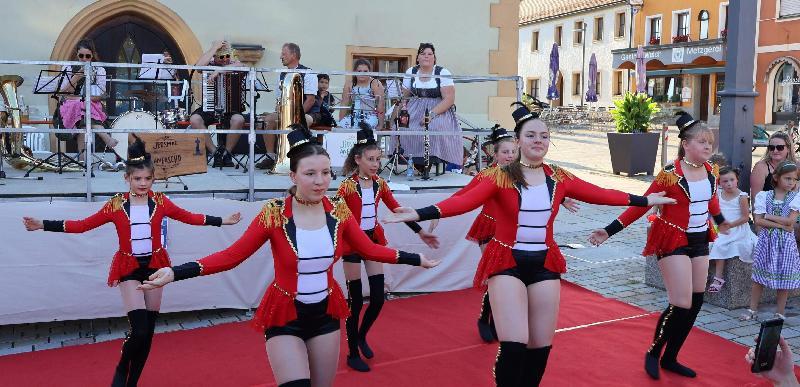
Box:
[629,1,643,93]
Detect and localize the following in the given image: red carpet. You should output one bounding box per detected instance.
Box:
[0,281,778,386]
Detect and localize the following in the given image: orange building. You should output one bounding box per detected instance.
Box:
[755,0,800,125]
[611,0,729,125]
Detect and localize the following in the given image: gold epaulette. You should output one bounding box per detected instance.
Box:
[377,177,390,193]
[104,193,125,213]
[549,164,575,183]
[476,165,499,181]
[654,164,679,186]
[711,163,720,178]
[258,199,285,229]
[330,195,353,222]
[486,166,513,189]
[152,192,165,205]
[338,177,358,196]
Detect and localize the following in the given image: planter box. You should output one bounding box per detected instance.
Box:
[607,132,660,176]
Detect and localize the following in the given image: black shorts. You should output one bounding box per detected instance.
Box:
[490,249,561,286]
[119,255,157,283]
[190,108,244,128]
[658,231,710,260]
[264,299,340,341]
[343,229,376,263]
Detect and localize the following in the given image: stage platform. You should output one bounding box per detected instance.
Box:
[0,158,472,201]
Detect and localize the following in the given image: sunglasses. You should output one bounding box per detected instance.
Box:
[77,53,93,59]
[768,145,787,152]
[217,54,231,60]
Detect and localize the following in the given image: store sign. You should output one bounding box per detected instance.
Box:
[672,48,686,64]
[612,41,725,68]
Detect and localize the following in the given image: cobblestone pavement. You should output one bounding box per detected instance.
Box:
[5,129,792,364]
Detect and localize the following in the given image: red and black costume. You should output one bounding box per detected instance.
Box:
[602,156,725,379]
[336,172,423,368]
[169,195,421,335]
[413,162,650,386]
[40,190,223,387]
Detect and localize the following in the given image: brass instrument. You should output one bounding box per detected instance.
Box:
[0,75,81,172]
[273,72,307,173]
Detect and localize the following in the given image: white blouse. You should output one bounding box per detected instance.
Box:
[295,226,335,304]
[129,205,152,257]
[687,179,712,232]
[753,190,800,215]
[513,183,551,252]
[359,187,377,231]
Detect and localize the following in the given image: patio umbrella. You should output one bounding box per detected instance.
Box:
[585,53,598,102]
[635,45,646,93]
[546,43,560,100]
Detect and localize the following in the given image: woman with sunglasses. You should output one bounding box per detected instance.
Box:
[189,40,246,168]
[58,38,119,164]
[395,43,462,173]
[751,132,798,233]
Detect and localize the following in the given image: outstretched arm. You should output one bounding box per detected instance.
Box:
[161,196,240,226]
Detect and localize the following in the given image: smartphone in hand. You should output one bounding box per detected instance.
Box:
[752,318,784,373]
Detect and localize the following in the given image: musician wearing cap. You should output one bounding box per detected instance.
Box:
[256,42,321,170]
[189,40,246,168]
[140,125,438,387]
[383,102,673,386]
[335,126,439,372]
[589,111,733,380]
[395,43,461,172]
[58,38,118,163]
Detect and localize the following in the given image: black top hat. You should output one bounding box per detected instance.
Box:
[511,102,539,132]
[675,111,699,136]
[286,125,317,158]
[355,126,377,146]
[127,135,151,165]
[490,124,514,143]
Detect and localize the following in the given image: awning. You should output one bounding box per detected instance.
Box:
[646,67,726,77]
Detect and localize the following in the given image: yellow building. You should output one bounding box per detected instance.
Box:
[612,0,729,125]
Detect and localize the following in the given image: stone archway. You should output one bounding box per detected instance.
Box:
[764,57,800,124]
[51,0,202,64]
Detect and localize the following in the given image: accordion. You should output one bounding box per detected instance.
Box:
[202,71,246,113]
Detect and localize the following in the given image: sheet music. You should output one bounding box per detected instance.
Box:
[139,54,176,80]
[35,76,60,93]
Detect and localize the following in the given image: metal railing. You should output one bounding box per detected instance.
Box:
[0,59,522,201]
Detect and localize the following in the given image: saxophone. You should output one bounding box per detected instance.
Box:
[422,108,431,180]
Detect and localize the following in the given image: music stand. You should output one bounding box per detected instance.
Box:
[22,69,83,176]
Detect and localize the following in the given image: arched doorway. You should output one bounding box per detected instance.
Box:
[772,63,800,124]
[87,14,188,117]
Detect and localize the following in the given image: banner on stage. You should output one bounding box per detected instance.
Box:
[324,132,357,168]
[137,133,207,179]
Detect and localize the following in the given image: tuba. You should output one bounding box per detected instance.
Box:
[0,75,81,172]
[273,72,307,173]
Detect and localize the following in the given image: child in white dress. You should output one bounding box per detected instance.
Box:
[708,166,757,292]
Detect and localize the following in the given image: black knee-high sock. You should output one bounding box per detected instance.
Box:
[494,341,526,387]
[359,274,385,341]
[112,309,149,387]
[345,279,364,358]
[279,379,311,387]
[478,291,492,324]
[662,293,702,362]
[126,310,159,386]
[519,345,552,387]
[645,304,690,379]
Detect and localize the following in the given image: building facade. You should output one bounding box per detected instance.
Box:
[0,0,519,129]
[611,0,728,126]
[755,0,800,125]
[519,0,632,107]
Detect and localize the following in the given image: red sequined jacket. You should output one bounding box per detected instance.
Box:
[415,164,648,286]
[170,195,421,331]
[42,191,222,286]
[603,160,724,257]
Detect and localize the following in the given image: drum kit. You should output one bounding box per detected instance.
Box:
[108,89,190,160]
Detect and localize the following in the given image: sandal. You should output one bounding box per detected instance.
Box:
[708,276,725,293]
[740,309,759,321]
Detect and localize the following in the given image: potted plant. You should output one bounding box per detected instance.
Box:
[649,36,660,45]
[672,34,690,43]
[607,92,662,176]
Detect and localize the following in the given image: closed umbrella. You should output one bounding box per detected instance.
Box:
[585,53,598,102]
[547,43,560,101]
[635,45,646,93]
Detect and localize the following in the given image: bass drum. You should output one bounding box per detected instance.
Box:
[110,111,164,158]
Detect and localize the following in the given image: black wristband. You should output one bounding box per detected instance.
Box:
[628,194,649,207]
[416,206,441,221]
[205,215,223,227]
[604,219,624,237]
[397,251,421,266]
[172,261,202,281]
[405,222,423,233]
[43,220,65,232]
[712,214,726,225]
